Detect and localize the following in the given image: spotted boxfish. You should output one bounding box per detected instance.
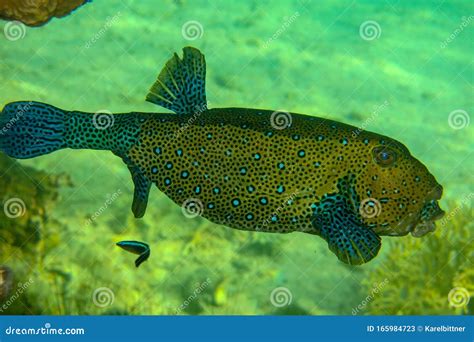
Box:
[0,47,445,265]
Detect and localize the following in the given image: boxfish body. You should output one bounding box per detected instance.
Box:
[0,47,444,265]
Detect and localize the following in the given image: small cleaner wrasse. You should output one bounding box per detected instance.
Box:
[0,47,445,265]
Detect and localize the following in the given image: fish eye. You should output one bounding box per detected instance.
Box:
[373,146,397,166]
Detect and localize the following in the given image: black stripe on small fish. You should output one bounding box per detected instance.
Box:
[116,241,150,268]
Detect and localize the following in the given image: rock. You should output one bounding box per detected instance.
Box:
[0,0,90,27]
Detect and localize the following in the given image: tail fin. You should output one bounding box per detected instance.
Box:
[0,101,66,159]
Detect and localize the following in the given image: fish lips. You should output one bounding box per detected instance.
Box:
[410,187,445,238]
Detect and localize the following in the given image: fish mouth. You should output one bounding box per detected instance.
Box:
[409,185,445,238]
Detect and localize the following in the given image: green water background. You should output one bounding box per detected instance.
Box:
[0,0,472,314]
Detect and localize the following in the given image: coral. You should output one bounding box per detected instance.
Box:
[0,0,89,27]
[362,200,473,315]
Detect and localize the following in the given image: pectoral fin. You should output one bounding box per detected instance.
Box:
[311,193,381,265]
[146,47,207,115]
[127,164,151,218]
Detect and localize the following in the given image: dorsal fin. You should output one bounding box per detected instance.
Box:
[146,47,207,115]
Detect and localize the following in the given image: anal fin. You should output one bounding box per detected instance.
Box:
[146,47,207,115]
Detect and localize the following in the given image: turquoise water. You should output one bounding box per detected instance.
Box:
[0,0,472,315]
